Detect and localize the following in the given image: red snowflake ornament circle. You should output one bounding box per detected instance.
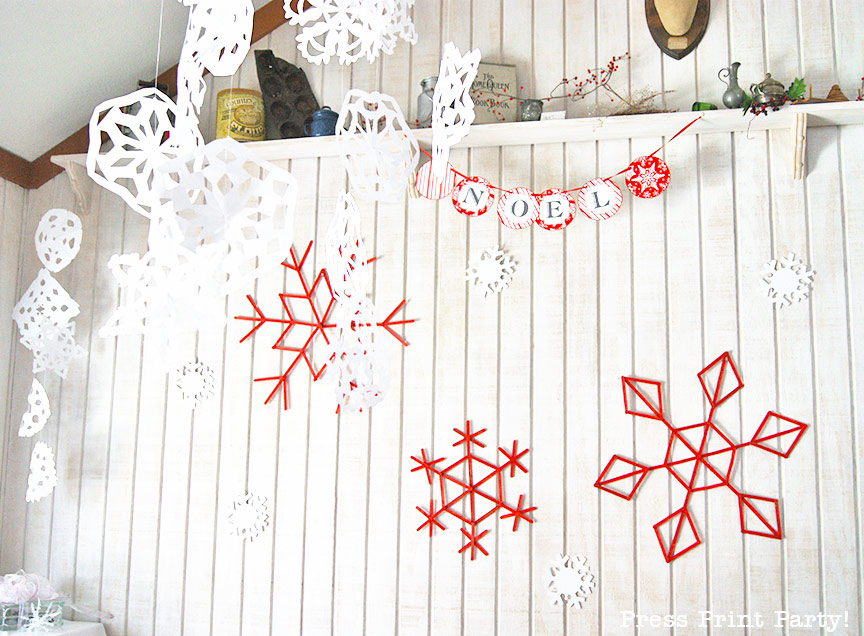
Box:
[415,160,458,199]
[624,155,670,199]
[452,176,494,216]
[497,187,539,230]
[577,178,622,220]
[536,188,577,231]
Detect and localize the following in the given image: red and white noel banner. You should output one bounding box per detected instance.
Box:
[414,116,700,231]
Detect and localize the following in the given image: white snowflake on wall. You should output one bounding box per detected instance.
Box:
[26,442,58,503]
[465,246,516,297]
[547,554,595,609]
[761,252,815,308]
[19,379,50,438]
[228,492,270,542]
[173,360,216,409]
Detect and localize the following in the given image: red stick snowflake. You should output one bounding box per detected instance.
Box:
[234,241,413,409]
[411,421,536,559]
[595,352,808,563]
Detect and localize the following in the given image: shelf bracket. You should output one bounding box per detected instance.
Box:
[792,112,807,180]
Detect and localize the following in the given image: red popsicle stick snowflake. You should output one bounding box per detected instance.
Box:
[595,352,808,563]
[234,241,413,409]
[411,421,536,560]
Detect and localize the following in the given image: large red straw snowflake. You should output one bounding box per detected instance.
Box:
[595,352,808,563]
[234,241,412,409]
[411,421,536,559]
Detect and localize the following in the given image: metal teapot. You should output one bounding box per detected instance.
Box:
[750,73,786,107]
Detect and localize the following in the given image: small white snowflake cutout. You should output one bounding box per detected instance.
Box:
[26,441,58,503]
[466,246,516,297]
[547,553,595,609]
[762,252,815,308]
[19,379,50,438]
[228,492,270,542]
[174,360,216,409]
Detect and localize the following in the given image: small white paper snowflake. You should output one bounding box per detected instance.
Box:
[465,246,516,297]
[762,252,815,308]
[20,601,63,633]
[174,360,216,408]
[228,492,270,542]
[26,442,58,503]
[547,554,595,609]
[19,379,50,438]
[31,323,86,378]
[34,209,82,273]
[13,269,80,353]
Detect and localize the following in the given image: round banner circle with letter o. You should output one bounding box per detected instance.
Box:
[497,187,539,230]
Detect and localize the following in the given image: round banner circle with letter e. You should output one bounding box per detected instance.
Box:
[577,178,623,221]
[535,189,577,231]
[497,187,539,230]
[415,160,458,200]
[452,176,495,216]
[625,155,670,199]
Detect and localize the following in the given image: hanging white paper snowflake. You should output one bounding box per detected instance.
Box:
[26,442,58,503]
[174,360,216,408]
[31,323,86,378]
[87,87,202,218]
[19,379,50,438]
[761,252,815,308]
[547,554,595,609]
[12,269,80,353]
[336,89,419,202]
[34,209,82,273]
[431,42,480,180]
[154,138,298,294]
[228,492,270,542]
[465,246,516,297]
[284,0,416,66]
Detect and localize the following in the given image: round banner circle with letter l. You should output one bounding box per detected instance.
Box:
[452,176,495,216]
[535,188,577,231]
[577,178,623,220]
[415,160,458,200]
[497,187,540,230]
[625,155,670,199]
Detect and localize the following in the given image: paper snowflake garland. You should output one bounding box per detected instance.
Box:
[336,90,419,202]
[155,137,298,295]
[31,323,86,378]
[411,421,536,559]
[13,269,80,353]
[762,252,815,308]
[19,380,50,438]
[174,360,216,409]
[87,87,202,218]
[26,442,58,503]
[625,155,670,199]
[547,554,595,609]
[595,352,808,562]
[284,0,417,66]
[35,209,82,273]
[431,42,480,180]
[228,492,270,542]
[466,246,516,297]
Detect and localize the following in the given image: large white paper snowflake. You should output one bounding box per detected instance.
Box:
[547,554,595,609]
[154,138,298,294]
[228,492,270,542]
[173,360,216,408]
[26,442,58,503]
[284,0,416,66]
[431,42,480,180]
[19,379,50,438]
[87,87,202,218]
[34,209,82,273]
[465,246,516,297]
[336,90,419,202]
[762,252,815,308]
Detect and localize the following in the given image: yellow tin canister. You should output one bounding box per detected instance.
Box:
[215,88,266,141]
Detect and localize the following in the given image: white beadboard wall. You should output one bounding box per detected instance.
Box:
[2,1,864,635]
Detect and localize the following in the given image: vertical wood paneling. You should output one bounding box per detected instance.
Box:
[2,2,864,635]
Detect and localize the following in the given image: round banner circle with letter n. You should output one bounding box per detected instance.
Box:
[452,176,495,216]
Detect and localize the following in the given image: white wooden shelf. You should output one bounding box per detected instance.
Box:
[52,101,864,168]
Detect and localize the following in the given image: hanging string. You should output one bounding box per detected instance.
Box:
[154,0,165,85]
[417,115,703,195]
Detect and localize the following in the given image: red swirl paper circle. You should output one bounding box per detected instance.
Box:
[497,188,539,230]
[577,178,623,221]
[625,155,670,199]
[415,160,458,200]
[452,176,494,216]
[535,189,577,231]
